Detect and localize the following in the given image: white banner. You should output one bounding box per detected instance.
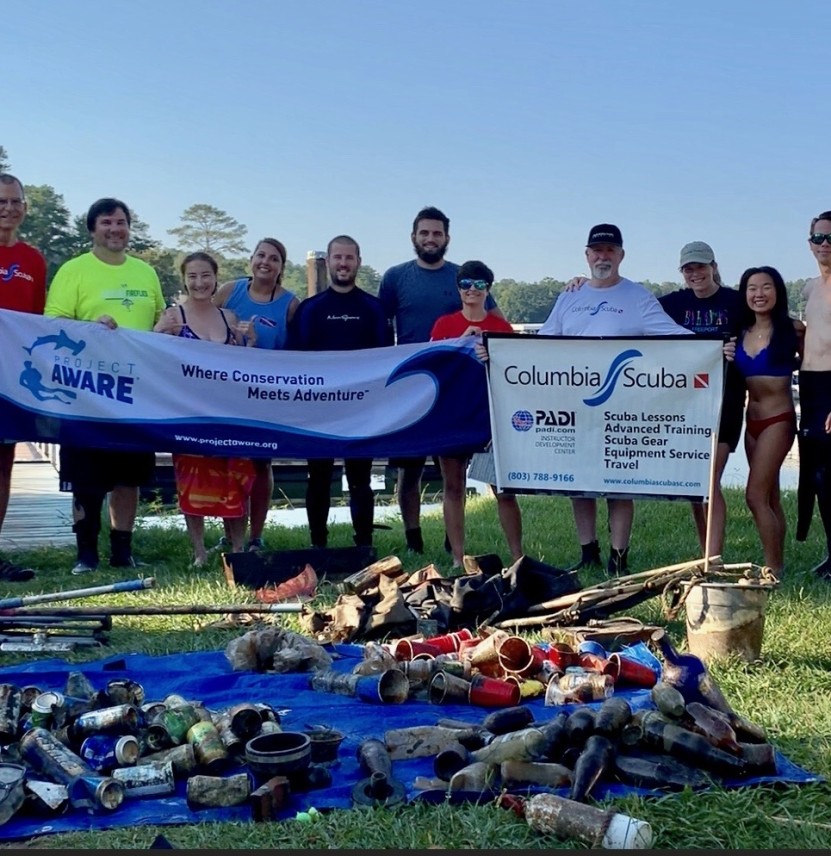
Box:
[486,335,724,500]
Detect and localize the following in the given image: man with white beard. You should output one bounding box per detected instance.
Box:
[539,224,689,576]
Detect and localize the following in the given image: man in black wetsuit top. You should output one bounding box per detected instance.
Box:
[289,235,393,548]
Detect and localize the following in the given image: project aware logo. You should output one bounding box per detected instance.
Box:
[19,329,136,406]
[511,410,534,431]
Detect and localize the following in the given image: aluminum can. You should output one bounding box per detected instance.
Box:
[106,679,145,707]
[0,684,22,745]
[226,703,262,739]
[112,759,175,797]
[80,734,140,773]
[72,704,139,736]
[186,720,228,772]
[30,692,65,729]
[19,727,124,811]
[151,703,200,746]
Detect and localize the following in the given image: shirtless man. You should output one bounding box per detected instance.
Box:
[796,210,831,579]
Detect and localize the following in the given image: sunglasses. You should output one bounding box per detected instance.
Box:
[810,233,831,246]
[458,279,489,291]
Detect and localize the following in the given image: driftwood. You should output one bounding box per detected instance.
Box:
[340,556,406,595]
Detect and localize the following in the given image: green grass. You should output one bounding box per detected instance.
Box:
[2,487,831,850]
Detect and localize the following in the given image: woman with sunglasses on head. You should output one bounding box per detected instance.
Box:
[214,238,299,552]
[735,266,804,578]
[155,252,256,567]
[430,260,523,568]
[658,242,743,561]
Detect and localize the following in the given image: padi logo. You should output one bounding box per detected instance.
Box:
[504,348,690,407]
[20,330,136,406]
[536,410,575,426]
[511,410,534,431]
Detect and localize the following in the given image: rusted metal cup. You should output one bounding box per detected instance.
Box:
[498,636,546,678]
[428,672,472,705]
[468,675,522,708]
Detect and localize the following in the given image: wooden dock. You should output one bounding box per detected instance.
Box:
[0,443,74,551]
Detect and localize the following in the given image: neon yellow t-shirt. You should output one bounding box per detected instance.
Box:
[45,252,165,331]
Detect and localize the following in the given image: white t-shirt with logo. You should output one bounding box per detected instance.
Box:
[539,278,691,337]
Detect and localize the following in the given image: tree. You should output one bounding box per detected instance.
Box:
[356,265,380,296]
[133,247,182,304]
[18,185,74,278]
[0,145,9,173]
[168,204,248,256]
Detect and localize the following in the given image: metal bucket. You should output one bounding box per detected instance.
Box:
[684,581,771,662]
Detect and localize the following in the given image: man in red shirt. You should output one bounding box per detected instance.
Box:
[0,174,47,581]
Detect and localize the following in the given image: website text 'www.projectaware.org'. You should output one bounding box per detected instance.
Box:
[173,434,280,451]
[603,476,702,489]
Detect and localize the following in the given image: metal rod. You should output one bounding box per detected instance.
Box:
[9,603,305,617]
[0,577,156,610]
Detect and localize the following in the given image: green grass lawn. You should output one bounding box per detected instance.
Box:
[3,487,831,850]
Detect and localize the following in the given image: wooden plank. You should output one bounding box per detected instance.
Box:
[0,461,74,550]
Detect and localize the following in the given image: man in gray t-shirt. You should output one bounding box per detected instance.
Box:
[379,206,499,552]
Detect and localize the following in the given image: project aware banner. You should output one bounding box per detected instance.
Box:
[0,310,491,459]
[485,334,724,500]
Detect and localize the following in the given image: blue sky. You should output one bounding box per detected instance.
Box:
[5,1,827,287]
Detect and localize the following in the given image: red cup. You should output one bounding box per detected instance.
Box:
[603,652,658,688]
[468,674,522,708]
[393,639,443,661]
[424,628,475,654]
[498,637,546,678]
[545,643,578,671]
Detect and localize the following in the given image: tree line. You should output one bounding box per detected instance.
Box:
[1,144,811,323]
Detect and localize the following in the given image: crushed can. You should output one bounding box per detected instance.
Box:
[19,728,124,812]
[0,684,22,746]
[112,760,175,797]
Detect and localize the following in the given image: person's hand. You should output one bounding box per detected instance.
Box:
[461,325,483,337]
[474,342,489,363]
[96,315,118,329]
[235,319,257,346]
[824,411,831,435]
[154,307,183,335]
[564,276,588,292]
[722,337,736,362]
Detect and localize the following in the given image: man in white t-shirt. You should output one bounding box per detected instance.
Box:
[540,224,689,576]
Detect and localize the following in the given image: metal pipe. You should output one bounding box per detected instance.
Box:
[0,578,156,610]
[9,603,305,617]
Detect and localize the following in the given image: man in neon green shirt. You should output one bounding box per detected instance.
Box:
[45,197,165,574]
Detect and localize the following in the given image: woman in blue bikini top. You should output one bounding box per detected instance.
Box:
[736,265,804,577]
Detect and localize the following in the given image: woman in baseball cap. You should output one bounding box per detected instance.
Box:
[658,242,744,561]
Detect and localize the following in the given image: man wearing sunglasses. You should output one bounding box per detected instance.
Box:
[379,206,504,554]
[539,224,690,576]
[0,174,47,582]
[796,211,831,580]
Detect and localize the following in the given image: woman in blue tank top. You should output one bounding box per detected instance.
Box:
[736,265,804,577]
[213,238,299,552]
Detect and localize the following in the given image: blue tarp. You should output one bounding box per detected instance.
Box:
[0,645,821,841]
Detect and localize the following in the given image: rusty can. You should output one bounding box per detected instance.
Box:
[163,693,189,709]
[252,703,280,724]
[137,743,197,778]
[19,727,124,811]
[259,720,282,735]
[152,703,201,746]
[187,720,228,772]
[106,678,145,707]
[112,759,175,797]
[72,704,140,737]
[20,685,43,713]
[30,692,65,730]
[214,713,244,756]
[65,672,97,701]
[0,684,22,746]
[225,703,263,739]
[558,672,614,701]
[80,735,140,773]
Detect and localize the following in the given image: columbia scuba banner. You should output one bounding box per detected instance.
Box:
[485,334,724,500]
[0,310,490,458]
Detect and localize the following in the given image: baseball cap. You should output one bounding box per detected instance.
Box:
[586,224,623,248]
[679,241,715,267]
